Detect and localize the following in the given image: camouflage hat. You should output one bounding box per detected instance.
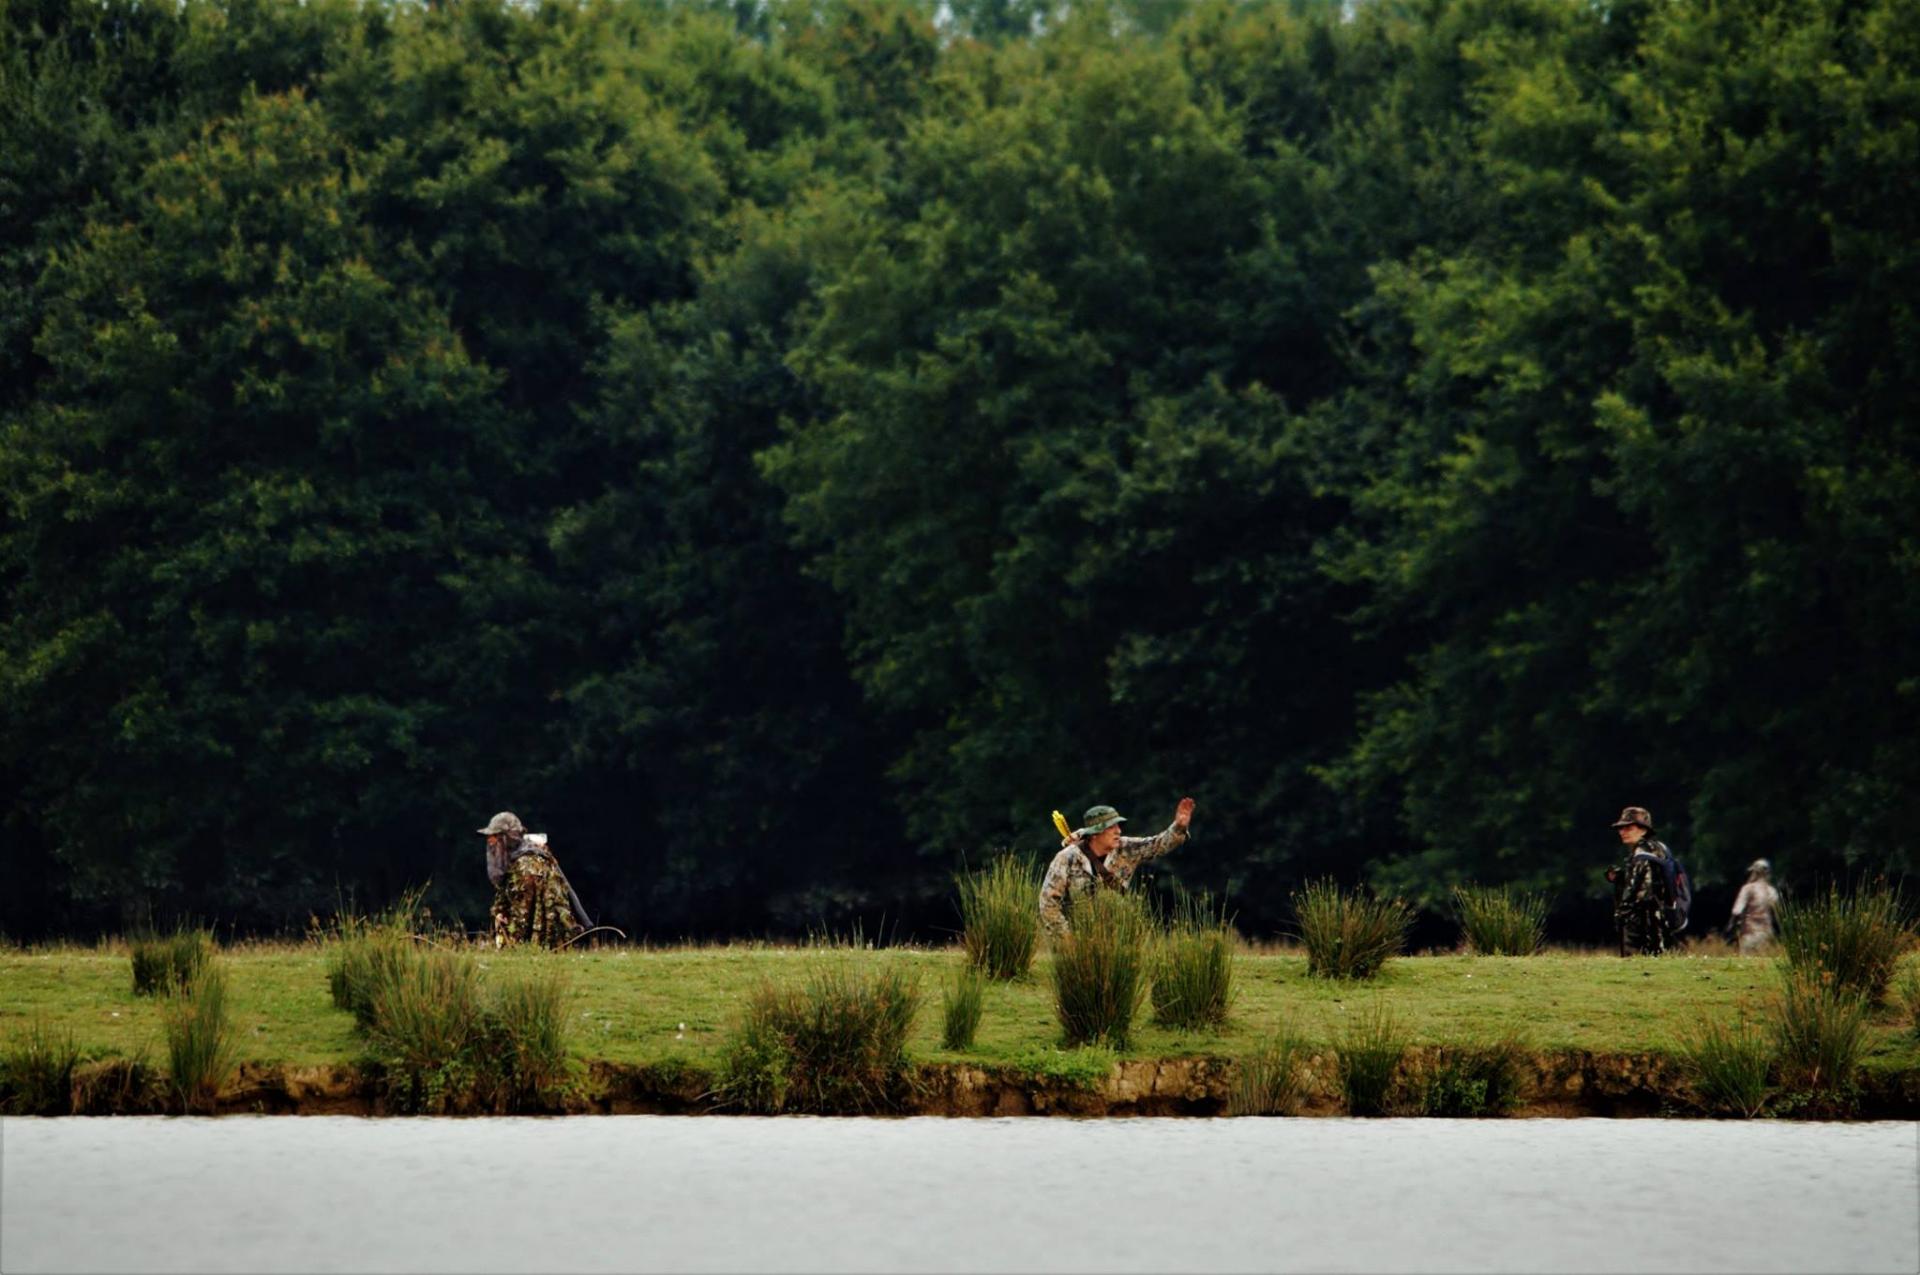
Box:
[1082,804,1127,833]
[477,811,525,837]
[1609,806,1653,830]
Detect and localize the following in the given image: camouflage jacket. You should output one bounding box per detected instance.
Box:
[1613,848,1670,918]
[490,845,585,949]
[1038,822,1188,937]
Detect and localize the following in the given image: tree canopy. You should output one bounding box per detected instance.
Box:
[2,0,1914,942]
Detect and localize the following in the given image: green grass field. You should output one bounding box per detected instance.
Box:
[6,941,1918,1074]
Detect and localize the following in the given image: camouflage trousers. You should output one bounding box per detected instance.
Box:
[1618,904,1668,956]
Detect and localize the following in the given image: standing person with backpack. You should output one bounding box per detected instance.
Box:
[1606,806,1687,955]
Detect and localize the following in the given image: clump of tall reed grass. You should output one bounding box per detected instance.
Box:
[1150,890,1236,1032]
[1229,1028,1313,1116]
[1049,889,1152,1048]
[1777,882,1914,1005]
[322,892,426,1029]
[1293,879,1411,980]
[958,855,1041,980]
[1770,969,1869,1116]
[130,925,214,996]
[1678,1010,1774,1118]
[162,963,239,1114]
[1418,1036,1529,1117]
[1,1019,82,1114]
[364,945,486,1113]
[1334,1000,1408,1116]
[1452,885,1548,956]
[942,965,986,1050]
[318,902,579,1113]
[484,967,576,1111]
[713,963,922,1114]
[1901,963,1920,1039]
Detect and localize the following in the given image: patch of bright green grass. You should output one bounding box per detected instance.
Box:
[0,943,1900,1074]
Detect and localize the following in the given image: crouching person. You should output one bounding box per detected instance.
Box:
[479,811,588,949]
[1038,797,1196,937]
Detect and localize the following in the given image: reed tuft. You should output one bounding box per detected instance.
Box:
[958,855,1041,980]
[1150,890,1236,1032]
[942,964,987,1051]
[1770,968,1869,1116]
[486,966,577,1110]
[322,892,426,1029]
[714,963,922,1114]
[131,926,214,997]
[1049,889,1152,1048]
[1777,882,1914,1005]
[161,962,239,1114]
[364,945,485,1113]
[1293,879,1411,980]
[1678,1010,1773,1118]
[1452,885,1548,956]
[1,1018,82,1115]
[1334,1000,1408,1116]
[1229,1028,1313,1116]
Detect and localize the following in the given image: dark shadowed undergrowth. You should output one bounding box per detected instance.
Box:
[713,962,922,1114]
[1452,885,1548,956]
[958,855,1041,980]
[1418,1035,1529,1117]
[1050,890,1152,1048]
[1294,880,1411,980]
[71,1051,164,1115]
[1151,891,1236,1031]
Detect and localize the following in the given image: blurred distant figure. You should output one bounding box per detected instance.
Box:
[479,811,589,949]
[1727,859,1780,955]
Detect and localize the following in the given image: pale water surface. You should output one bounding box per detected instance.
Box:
[3,1116,1915,1274]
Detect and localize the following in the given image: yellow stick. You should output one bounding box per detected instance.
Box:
[1052,810,1073,840]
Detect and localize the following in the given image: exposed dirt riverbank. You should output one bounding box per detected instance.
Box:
[53,1048,1920,1119]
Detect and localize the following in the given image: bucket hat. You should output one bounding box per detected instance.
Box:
[477,811,525,837]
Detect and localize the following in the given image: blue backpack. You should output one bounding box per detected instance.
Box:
[1653,842,1693,934]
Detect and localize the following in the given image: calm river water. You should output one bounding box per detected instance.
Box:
[3,1116,1915,1273]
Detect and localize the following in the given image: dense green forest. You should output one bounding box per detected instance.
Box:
[3,0,1914,943]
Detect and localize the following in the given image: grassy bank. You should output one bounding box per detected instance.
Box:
[7,942,1919,1080]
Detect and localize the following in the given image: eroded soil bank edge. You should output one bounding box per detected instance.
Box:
[56,1048,1920,1119]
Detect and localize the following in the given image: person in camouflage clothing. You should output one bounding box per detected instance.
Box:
[1038,797,1196,937]
[1606,805,1672,956]
[479,811,588,949]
